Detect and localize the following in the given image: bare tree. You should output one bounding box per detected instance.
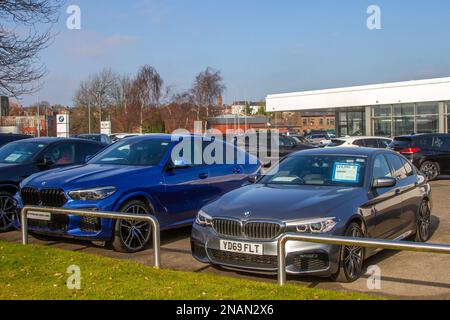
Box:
[0,0,64,97]
[133,65,163,134]
[73,69,119,133]
[191,67,226,127]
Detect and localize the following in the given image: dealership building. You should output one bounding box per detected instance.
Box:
[266,77,450,137]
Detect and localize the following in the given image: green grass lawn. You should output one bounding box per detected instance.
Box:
[0,241,379,300]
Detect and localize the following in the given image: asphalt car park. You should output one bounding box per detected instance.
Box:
[2,178,450,299]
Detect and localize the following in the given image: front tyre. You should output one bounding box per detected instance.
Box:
[0,192,17,233]
[332,222,365,283]
[111,200,153,253]
[415,200,431,242]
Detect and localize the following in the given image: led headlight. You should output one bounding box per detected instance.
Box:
[289,217,338,234]
[195,210,213,227]
[69,187,117,201]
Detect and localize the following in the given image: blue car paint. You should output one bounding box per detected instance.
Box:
[15,135,261,241]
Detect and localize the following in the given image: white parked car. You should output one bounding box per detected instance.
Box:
[326,136,393,149]
[305,133,332,146]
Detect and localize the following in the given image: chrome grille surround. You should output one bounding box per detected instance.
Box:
[212,218,284,240]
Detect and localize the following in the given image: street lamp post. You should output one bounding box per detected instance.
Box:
[88,101,91,134]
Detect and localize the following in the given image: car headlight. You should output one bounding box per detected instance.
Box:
[195,210,213,227]
[68,187,117,201]
[288,217,338,234]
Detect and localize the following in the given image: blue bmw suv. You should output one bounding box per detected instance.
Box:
[16,135,261,252]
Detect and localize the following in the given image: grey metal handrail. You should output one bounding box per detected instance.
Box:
[21,206,161,268]
[277,232,450,286]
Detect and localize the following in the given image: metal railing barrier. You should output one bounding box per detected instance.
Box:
[277,232,450,286]
[21,206,161,268]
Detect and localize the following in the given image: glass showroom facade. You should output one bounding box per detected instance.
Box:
[267,78,450,138]
[270,101,448,138]
[336,109,366,137]
[372,102,441,137]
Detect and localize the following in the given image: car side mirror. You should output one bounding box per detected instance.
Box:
[169,159,193,170]
[262,161,272,169]
[248,175,260,184]
[37,156,55,167]
[241,174,260,187]
[373,177,397,189]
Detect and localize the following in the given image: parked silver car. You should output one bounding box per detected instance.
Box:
[191,147,432,282]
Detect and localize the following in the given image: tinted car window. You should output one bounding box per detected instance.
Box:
[386,154,407,180]
[76,135,101,142]
[91,139,171,166]
[310,134,327,139]
[391,137,413,148]
[0,141,47,164]
[44,143,77,165]
[0,135,30,147]
[364,139,379,148]
[78,143,104,162]
[401,158,414,177]
[415,135,447,150]
[378,139,391,149]
[373,155,392,179]
[353,140,365,147]
[441,136,450,151]
[431,135,446,149]
[328,139,345,147]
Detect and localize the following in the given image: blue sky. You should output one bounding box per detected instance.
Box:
[19,0,450,106]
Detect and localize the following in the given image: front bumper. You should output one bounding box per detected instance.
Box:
[191,223,341,277]
[14,195,118,241]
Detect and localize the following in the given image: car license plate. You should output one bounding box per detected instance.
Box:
[27,211,51,221]
[220,240,263,256]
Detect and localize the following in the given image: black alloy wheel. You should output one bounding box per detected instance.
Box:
[0,192,17,233]
[420,161,440,181]
[111,200,152,253]
[415,200,431,242]
[333,222,365,283]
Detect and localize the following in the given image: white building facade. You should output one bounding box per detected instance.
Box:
[266,77,450,137]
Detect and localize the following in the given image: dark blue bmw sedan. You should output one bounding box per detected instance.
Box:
[15,135,261,252]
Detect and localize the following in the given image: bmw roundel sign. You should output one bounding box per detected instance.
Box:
[58,115,66,124]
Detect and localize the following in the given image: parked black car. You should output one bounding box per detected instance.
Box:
[74,134,111,145]
[244,134,317,159]
[0,133,31,148]
[278,135,318,157]
[390,134,450,181]
[0,138,106,232]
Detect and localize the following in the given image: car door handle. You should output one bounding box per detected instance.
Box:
[198,173,209,180]
[233,168,242,174]
[395,189,401,196]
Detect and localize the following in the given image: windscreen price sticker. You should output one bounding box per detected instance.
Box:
[333,162,360,183]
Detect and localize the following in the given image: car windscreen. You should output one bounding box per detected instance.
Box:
[259,155,367,187]
[89,139,172,166]
[0,141,48,164]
